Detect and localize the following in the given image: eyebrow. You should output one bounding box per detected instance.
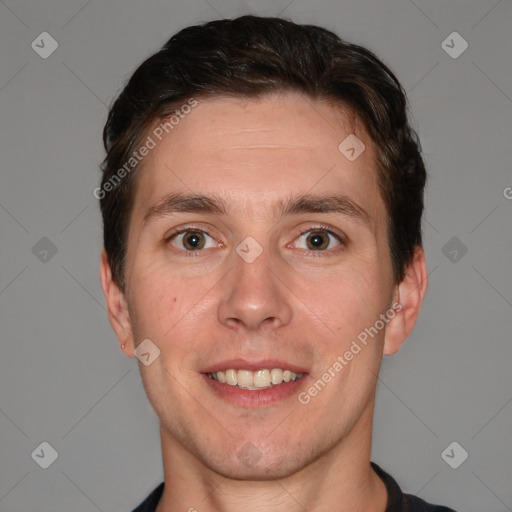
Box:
[142,191,371,227]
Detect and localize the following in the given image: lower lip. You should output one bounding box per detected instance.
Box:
[202,373,308,407]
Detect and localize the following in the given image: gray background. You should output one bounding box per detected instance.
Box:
[0,0,511,511]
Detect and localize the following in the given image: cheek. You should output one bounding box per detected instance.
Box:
[302,263,389,346]
[128,259,218,355]
[127,263,184,339]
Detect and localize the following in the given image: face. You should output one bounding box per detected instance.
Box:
[107,93,410,479]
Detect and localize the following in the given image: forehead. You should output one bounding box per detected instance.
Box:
[131,93,383,222]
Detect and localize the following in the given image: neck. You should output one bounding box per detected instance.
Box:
[155,400,387,512]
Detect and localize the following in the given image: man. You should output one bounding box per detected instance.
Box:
[98,15,456,512]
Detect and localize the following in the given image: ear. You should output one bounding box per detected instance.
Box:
[100,249,135,357]
[383,246,428,355]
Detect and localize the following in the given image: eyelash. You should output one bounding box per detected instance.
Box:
[164,223,345,257]
[294,224,344,256]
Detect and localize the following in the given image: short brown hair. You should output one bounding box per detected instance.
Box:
[100,15,426,292]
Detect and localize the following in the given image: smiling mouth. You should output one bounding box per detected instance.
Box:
[206,368,305,390]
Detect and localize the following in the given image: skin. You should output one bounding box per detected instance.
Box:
[101,92,428,512]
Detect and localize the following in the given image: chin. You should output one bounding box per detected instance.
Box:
[212,458,304,481]
[201,442,314,481]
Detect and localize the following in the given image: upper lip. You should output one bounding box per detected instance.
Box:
[202,358,309,374]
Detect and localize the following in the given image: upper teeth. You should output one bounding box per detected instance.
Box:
[207,368,304,389]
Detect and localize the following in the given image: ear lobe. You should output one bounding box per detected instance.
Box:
[100,249,135,357]
[383,246,428,355]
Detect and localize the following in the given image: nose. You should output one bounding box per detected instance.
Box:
[217,248,293,331]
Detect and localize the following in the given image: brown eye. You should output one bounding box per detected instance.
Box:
[294,229,341,251]
[182,231,205,250]
[305,231,329,250]
[170,230,213,251]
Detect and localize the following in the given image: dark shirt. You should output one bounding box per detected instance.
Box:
[131,462,456,511]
